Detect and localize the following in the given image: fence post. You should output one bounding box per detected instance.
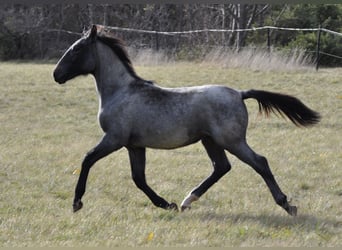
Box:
[315,25,322,71]
[155,31,159,51]
[267,28,271,54]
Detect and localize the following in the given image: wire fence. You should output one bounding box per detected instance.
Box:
[50,25,342,37]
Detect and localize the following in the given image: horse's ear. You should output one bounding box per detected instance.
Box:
[88,24,97,41]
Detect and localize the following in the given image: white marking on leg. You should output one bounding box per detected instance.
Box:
[181,193,199,211]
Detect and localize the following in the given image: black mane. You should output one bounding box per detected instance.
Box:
[93,25,149,83]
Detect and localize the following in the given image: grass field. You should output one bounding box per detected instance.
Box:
[0,61,341,247]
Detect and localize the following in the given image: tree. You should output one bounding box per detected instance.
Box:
[285,5,342,66]
[226,4,269,49]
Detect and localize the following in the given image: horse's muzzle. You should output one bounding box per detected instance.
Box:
[53,69,66,84]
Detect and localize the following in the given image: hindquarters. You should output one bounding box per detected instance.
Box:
[202,87,250,146]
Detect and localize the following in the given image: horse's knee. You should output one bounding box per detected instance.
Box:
[223,161,231,173]
[130,168,145,187]
[253,154,268,167]
[252,155,274,177]
[214,160,231,176]
[132,175,145,190]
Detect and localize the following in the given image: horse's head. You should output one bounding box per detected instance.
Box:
[53,25,98,84]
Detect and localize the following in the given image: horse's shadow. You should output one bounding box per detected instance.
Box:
[197,211,341,231]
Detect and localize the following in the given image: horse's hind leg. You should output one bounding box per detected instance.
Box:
[181,137,231,211]
[226,141,297,216]
[127,147,178,211]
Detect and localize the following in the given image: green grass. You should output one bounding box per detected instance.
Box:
[0,62,341,246]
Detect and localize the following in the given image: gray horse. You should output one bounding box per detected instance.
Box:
[53,25,320,216]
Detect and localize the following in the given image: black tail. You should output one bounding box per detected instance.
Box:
[241,89,321,127]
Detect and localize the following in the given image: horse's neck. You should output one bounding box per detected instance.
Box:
[93,42,134,101]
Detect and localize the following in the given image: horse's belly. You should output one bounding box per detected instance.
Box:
[129,128,201,149]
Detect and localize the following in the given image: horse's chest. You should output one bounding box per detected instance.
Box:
[98,109,109,132]
[98,107,121,132]
[97,97,129,132]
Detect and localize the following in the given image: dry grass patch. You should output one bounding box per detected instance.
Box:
[202,46,314,71]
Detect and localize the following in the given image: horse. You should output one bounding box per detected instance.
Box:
[53,25,320,216]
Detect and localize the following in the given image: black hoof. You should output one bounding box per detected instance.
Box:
[167,202,179,211]
[73,200,83,213]
[287,205,297,216]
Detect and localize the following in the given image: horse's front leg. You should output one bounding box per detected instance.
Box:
[127,147,178,211]
[73,134,122,212]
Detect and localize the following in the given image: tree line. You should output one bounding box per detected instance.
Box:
[1,4,342,66]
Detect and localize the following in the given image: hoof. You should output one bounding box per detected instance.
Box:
[181,205,191,212]
[73,200,83,213]
[180,193,198,212]
[287,205,297,216]
[167,202,179,211]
